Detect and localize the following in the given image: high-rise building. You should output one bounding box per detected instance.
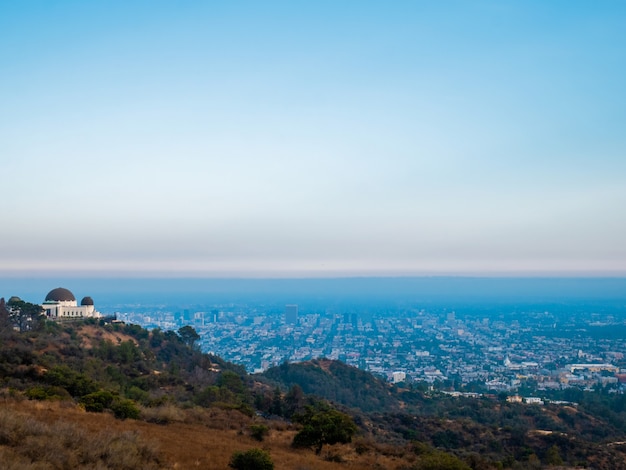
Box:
[285,304,298,324]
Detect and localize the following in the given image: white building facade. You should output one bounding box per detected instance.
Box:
[42,287,102,320]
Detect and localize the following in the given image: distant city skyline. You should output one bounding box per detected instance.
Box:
[1,2,625,277]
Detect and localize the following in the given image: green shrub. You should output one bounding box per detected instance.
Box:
[81,390,115,412]
[229,448,274,470]
[25,385,69,401]
[413,450,471,470]
[127,385,149,403]
[111,399,140,420]
[249,424,269,441]
[44,366,99,397]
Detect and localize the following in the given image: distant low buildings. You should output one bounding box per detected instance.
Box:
[392,371,406,383]
[42,287,102,320]
[524,397,544,405]
[568,363,619,374]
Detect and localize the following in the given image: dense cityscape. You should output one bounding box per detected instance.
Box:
[116,302,626,398]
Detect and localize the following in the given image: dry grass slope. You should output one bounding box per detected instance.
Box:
[0,397,418,470]
[0,405,162,469]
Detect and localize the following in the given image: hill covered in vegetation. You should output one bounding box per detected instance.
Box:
[262,358,400,413]
[2,299,626,469]
[260,356,626,468]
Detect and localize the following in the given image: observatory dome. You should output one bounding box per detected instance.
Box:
[45,288,76,302]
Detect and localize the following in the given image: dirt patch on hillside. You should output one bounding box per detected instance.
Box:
[315,358,334,372]
[76,325,138,349]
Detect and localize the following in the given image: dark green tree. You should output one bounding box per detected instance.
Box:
[229,448,274,470]
[6,298,45,332]
[284,384,305,417]
[150,328,165,347]
[177,325,200,348]
[546,444,563,466]
[292,405,358,454]
[269,386,283,416]
[218,370,247,396]
[0,298,12,336]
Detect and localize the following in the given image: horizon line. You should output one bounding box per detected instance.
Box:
[2,270,626,280]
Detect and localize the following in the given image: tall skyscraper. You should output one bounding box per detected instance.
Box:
[285,304,298,324]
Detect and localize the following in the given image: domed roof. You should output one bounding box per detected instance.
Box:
[8,296,21,303]
[45,287,76,302]
[80,296,94,306]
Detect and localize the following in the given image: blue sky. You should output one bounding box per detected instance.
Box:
[1,1,625,277]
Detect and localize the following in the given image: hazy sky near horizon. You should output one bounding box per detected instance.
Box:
[2,1,625,277]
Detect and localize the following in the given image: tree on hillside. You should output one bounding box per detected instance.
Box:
[218,370,247,396]
[284,384,305,417]
[6,297,45,332]
[269,386,283,416]
[0,298,13,336]
[178,325,200,348]
[546,444,563,466]
[292,405,358,454]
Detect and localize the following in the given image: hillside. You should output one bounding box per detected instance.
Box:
[261,359,626,469]
[0,315,470,469]
[261,358,400,413]
[2,310,626,468]
[1,398,413,470]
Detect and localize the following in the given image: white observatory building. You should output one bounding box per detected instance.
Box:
[42,287,102,320]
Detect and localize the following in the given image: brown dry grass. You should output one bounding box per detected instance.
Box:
[77,325,138,349]
[1,398,414,469]
[0,402,162,469]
